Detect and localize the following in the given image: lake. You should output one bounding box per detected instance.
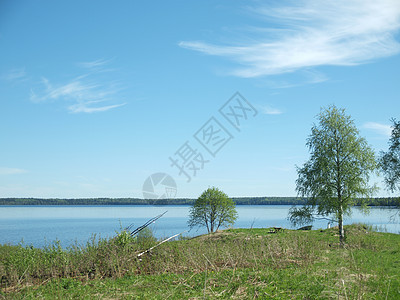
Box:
[0,205,399,248]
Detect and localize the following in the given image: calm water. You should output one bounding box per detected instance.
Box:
[0,205,398,248]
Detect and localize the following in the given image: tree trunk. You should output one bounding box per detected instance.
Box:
[338,204,345,246]
[205,217,210,233]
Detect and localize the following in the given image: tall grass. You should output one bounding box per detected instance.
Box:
[0,227,317,289]
[0,227,158,289]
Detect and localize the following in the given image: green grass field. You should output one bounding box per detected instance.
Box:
[1,224,399,299]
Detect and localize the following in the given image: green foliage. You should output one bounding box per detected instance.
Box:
[114,229,133,248]
[380,118,400,197]
[290,105,378,244]
[114,225,156,250]
[188,187,238,233]
[288,205,316,227]
[135,227,157,249]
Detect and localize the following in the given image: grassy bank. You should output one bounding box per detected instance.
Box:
[1,224,399,299]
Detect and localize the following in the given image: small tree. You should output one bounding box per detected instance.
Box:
[289,105,378,245]
[188,187,238,233]
[380,119,400,204]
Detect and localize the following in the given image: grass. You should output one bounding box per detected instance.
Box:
[1,224,399,299]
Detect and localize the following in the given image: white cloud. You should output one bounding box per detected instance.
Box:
[30,60,126,113]
[0,167,28,175]
[68,102,126,113]
[2,68,27,82]
[363,122,392,137]
[77,58,114,69]
[261,105,283,115]
[179,0,400,78]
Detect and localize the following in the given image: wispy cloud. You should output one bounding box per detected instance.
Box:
[179,0,400,78]
[69,102,126,113]
[261,105,283,115]
[363,122,392,137]
[30,60,126,113]
[77,58,114,69]
[0,167,28,175]
[2,67,28,82]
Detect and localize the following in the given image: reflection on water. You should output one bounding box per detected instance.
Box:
[0,205,398,248]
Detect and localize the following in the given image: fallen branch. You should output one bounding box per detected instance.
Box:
[137,231,186,258]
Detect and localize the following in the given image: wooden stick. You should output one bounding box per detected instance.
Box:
[137,231,187,257]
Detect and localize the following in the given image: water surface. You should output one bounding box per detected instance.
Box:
[0,205,398,248]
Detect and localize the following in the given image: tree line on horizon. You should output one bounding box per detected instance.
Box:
[0,196,398,206]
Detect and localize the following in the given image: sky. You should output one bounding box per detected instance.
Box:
[1,0,400,199]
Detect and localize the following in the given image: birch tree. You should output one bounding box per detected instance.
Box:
[289,105,377,245]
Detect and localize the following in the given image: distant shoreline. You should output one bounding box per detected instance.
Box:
[0,197,398,206]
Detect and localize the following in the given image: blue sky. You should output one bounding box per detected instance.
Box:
[1,0,400,199]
